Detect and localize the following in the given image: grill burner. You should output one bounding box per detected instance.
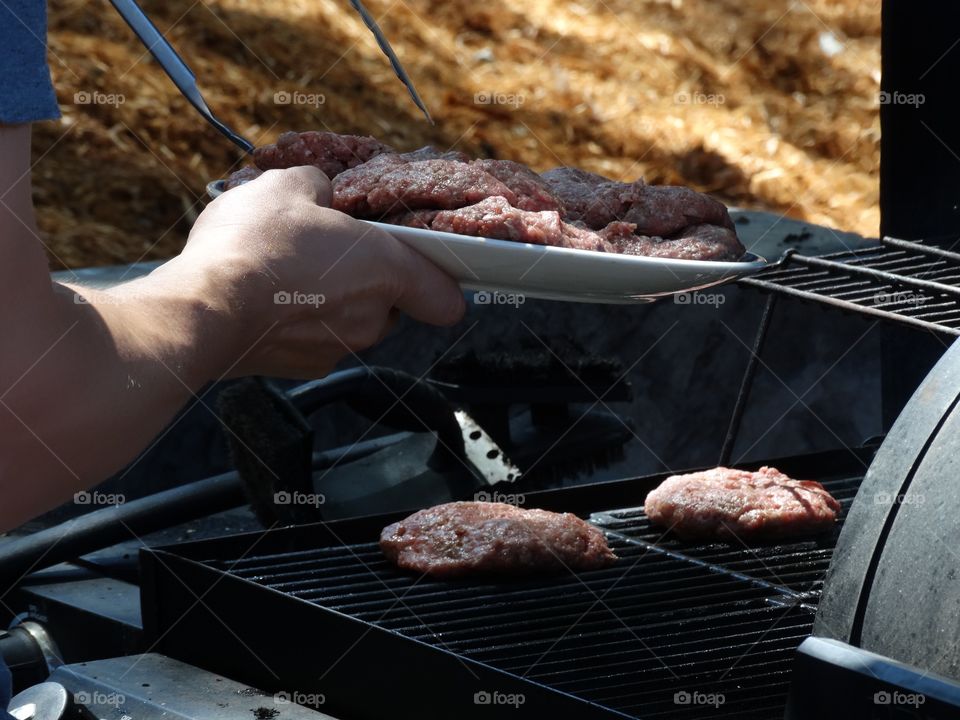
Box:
[142,450,869,720]
[739,237,960,336]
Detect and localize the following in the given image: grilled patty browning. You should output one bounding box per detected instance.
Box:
[643,466,840,541]
[380,501,617,578]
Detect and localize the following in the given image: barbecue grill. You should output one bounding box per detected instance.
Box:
[7,3,960,720]
[131,5,960,717]
[140,447,870,720]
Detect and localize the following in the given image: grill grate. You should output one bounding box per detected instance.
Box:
[195,473,862,720]
[739,237,960,335]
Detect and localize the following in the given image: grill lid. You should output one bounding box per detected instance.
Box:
[815,338,960,677]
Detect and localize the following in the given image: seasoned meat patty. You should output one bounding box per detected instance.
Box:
[253,131,394,178]
[643,466,840,541]
[541,168,735,235]
[472,159,565,212]
[610,222,745,261]
[541,167,646,230]
[430,196,611,251]
[334,159,518,218]
[227,130,744,262]
[331,153,410,216]
[380,501,617,578]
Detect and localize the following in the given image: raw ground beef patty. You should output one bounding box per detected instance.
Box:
[643,466,840,541]
[333,157,519,217]
[252,130,394,179]
[223,130,745,261]
[379,501,617,578]
[430,196,610,251]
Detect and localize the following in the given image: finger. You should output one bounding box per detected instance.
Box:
[254,165,333,207]
[377,308,402,343]
[390,243,466,327]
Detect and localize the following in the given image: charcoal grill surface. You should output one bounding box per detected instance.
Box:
[141,449,870,720]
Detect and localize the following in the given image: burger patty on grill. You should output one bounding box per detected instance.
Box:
[380,501,617,578]
[643,466,840,541]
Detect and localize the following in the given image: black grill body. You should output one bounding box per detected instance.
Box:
[141,448,872,720]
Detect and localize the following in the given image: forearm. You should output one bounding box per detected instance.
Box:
[0,256,237,530]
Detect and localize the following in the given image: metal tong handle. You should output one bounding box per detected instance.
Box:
[108,0,255,154]
[348,0,433,124]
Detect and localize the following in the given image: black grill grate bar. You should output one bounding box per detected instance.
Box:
[597,528,808,603]
[483,609,813,671]
[759,273,960,309]
[249,544,683,597]
[237,538,664,581]
[373,581,766,642]
[529,627,803,680]
[488,613,813,679]
[739,277,960,335]
[763,256,954,287]
[396,594,809,653]
[269,550,829,618]
[236,535,837,592]
[365,562,828,634]
[738,237,960,335]
[884,236,960,262]
[256,542,832,612]
[208,545,386,574]
[564,652,799,701]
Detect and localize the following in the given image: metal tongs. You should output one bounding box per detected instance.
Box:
[108,0,432,154]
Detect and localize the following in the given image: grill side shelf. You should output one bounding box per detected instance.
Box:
[738,237,960,336]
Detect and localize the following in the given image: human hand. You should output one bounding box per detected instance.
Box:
[176,165,465,378]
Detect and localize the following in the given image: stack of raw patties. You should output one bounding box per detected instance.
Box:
[224,131,744,261]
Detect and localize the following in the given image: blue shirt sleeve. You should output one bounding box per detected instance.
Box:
[0,0,61,124]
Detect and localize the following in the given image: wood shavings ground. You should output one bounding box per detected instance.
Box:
[34,0,880,269]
